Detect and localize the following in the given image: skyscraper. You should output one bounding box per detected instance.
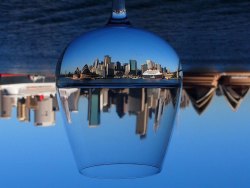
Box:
[52,95,59,111]
[88,89,101,127]
[156,64,162,72]
[124,63,130,75]
[129,60,137,75]
[128,88,145,114]
[0,93,13,119]
[34,97,55,126]
[27,96,38,109]
[106,63,115,77]
[17,97,30,122]
[154,97,164,132]
[116,93,127,118]
[68,89,80,112]
[96,64,106,78]
[141,64,148,74]
[115,61,121,71]
[93,58,99,68]
[136,103,148,136]
[104,55,111,67]
[146,60,155,70]
[100,88,109,112]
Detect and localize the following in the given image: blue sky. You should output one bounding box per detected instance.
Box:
[0,93,250,188]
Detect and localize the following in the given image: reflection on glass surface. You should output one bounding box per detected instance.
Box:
[58,87,181,178]
[0,73,58,126]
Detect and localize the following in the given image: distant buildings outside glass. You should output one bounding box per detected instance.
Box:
[60,87,174,138]
[2,72,249,128]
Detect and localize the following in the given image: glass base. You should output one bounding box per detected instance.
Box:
[79,163,161,179]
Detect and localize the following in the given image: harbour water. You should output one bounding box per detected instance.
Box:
[1,0,250,74]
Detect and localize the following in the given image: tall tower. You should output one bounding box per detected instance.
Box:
[136,103,148,136]
[128,88,145,114]
[104,55,111,67]
[34,97,55,126]
[100,88,109,112]
[141,64,148,74]
[116,93,127,118]
[0,92,13,119]
[124,63,130,75]
[88,89,101,127]
[146,60,154,70]
[68,89,80,112]
[17,97,30,122]
[129,60,137,75]
[106,63,115,77]
[94,58,99,68]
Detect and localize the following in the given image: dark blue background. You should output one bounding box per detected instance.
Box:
[1,0,250,74]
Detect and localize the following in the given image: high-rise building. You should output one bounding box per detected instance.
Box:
[141,64,148,74]
[106,63,115,77]
[161,89,172,105]
[52,95,59,111]
[27,96,38,109]
[68,89,80,112]
[88,89,101,127]
[115,61,121,71]
[128,88,145,114]
[100,88,109,112]
[136,103,148,136]
[147,89,154,108]
[129,60,137,75]
[59,90,72,123]
[122,89,129,114]
[34,97,55,126]
[162,67,167,73]
[0,93,12,119]
[58,88,81,123]
[17,97,30,122]
[152,88,161,109]
[156,64,162,72]
[146,60,155,70]
[116,93,127,118]
[93,58,99,68]
[104,55,111,67]
[96,64,106,78]
[124,63,130,75]
[154,97,164,132]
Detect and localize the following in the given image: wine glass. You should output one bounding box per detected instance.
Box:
[57,0,182,179]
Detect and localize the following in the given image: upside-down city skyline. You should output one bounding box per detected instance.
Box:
[1,71,250,128]
[59,87,177,138]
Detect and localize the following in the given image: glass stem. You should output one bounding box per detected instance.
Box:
[108,0,130,25]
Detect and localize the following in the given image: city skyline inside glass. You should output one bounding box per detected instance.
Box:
[58,27,181,82]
